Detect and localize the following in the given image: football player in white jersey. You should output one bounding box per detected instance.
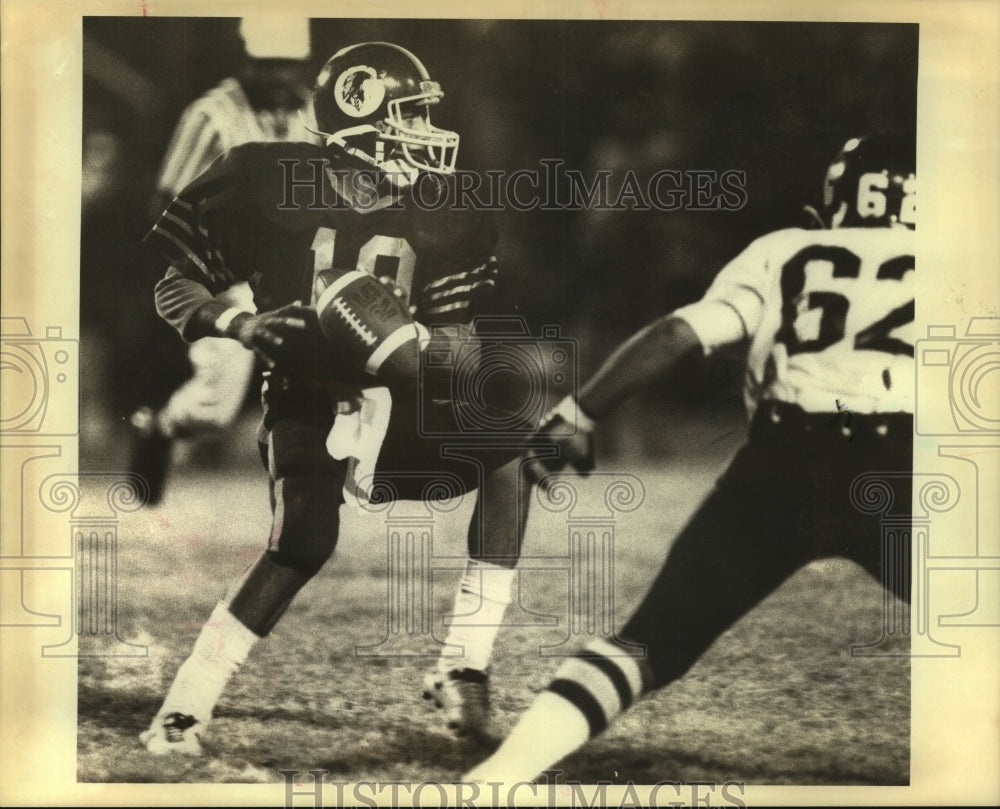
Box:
[465,135,915,783]
[129,17,317,504]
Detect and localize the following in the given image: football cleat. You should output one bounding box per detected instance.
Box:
[128,406,172,506]
[422,668,499,747]
[139,712,205,756]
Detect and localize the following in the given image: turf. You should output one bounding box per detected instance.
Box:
[77,461,908,785]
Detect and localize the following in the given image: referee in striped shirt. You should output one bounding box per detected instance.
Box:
[130,17,318,504]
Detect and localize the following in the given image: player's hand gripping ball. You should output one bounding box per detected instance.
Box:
[231,302,322,373]
[315,270,422,388]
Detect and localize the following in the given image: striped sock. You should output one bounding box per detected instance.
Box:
[464,638,648,783]
[546,638,647,737]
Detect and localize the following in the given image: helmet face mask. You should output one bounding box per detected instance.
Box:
[312,42,459,179]
[822,135,916,230]
[380,89,459,173]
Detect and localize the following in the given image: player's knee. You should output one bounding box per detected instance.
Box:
[160,397,235,436]
[172,412,231,436]
[268,476,343,575]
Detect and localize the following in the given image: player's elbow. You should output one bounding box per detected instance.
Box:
[154,267,217,342]
[153,268,185,322]
[619,315,706,393]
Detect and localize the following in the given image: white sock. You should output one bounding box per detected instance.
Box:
[465,691,590,783]
[464,639,645,783]
[439,559,515,673]
[158,602,260,724]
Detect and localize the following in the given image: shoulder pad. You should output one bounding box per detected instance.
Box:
[239,142,333,231]
[406,174,497,253]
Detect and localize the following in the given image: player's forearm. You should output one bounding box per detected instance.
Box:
[155,266,241,342]
[577,315,703,419]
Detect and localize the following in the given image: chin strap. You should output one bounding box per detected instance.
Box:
[318,132,421,191]
[377,158,420,189]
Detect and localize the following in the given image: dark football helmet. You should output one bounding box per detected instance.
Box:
[821,135,916,229]
[311,42,459,177]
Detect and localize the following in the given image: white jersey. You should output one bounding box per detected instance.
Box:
[157,78,316,196]
[675,227,914,415]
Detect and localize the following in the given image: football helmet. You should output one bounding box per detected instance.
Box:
[312,42,459,177]
[821,135,916,229]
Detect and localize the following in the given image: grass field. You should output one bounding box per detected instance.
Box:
[77,451,909,786]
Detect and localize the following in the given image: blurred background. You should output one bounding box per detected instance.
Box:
[81,17,918,471]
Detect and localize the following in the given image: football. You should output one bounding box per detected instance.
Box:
[315,270,421,388]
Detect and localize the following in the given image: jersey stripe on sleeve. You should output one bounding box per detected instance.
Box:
[420,259,500,317]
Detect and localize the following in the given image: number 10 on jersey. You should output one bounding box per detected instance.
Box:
[311,226,417,306]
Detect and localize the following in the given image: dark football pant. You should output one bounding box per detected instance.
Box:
[256,378,532,565]
[618,402,913,691]
[231,379,533,635]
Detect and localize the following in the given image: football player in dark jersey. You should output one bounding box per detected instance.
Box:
[466,135,916,782]
[141,42,535,754]
[128,16,317,507]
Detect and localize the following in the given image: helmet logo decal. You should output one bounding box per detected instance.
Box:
[334,65,385,117]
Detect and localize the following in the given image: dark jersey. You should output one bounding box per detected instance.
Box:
[146,142,500,333]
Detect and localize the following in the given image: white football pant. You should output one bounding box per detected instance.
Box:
[159,283,256,436]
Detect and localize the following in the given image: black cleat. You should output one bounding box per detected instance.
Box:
[423,668,500,748]
[140,711,205,756]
